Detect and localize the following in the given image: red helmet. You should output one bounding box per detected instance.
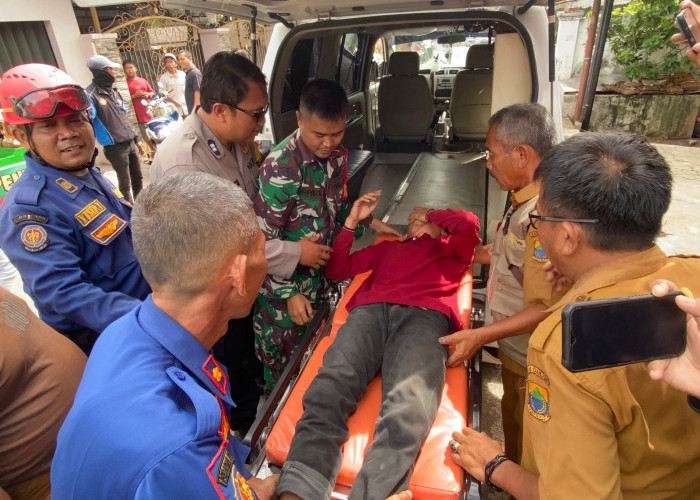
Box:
[0,63,89,126]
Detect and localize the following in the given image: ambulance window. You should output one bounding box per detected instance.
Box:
[337,33,367,94]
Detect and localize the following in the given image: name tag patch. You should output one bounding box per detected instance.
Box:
[21,225,48,252]
[298,187,323,199]
[89,214,126,244]
[216,450,234,486]
[13,214,48,224]
[75,200,106,227]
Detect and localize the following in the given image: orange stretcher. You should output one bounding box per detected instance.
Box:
[264,242,474,499]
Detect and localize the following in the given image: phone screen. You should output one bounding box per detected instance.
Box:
[562,292,687,372]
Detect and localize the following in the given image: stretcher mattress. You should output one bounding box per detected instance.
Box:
[266,239,472,499]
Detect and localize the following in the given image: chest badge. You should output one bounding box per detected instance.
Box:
[89,214,126,244]
[98,97,107,106]
[55,177,78,194]
[203,354,228,394]
[20,225,48,252]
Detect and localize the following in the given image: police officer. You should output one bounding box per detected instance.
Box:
[150,52,331,433]
[0,63,150,354]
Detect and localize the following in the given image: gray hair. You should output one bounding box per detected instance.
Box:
[488,102,557,158]
[131,172,259,294]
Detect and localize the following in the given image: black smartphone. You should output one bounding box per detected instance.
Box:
[561,291,687,373]
[676,11,697,47]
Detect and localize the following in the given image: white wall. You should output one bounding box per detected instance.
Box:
[3,0,93,86]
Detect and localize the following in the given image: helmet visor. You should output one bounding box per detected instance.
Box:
[10,84,90,120]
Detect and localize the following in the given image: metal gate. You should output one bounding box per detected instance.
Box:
[102,2,204,91]
[101,2,270,90]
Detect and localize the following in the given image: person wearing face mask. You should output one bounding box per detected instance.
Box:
[151,51,321,435]
[86,55,146,203]
[0,63,150,354]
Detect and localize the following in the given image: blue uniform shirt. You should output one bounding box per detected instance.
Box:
[51,296,255,499]
[0,154,150,332]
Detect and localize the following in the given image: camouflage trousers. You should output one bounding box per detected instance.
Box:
[253,294,316,392]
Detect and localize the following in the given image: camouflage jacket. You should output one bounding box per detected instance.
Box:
[255,129,353,301]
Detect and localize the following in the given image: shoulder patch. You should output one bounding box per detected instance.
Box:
[12,214,48,224]
[89,214,126,244]
[527,380,550,421]
[532,239,548,262]
[75,200,106,227]
[55,177,78,194]
[21,225,48,252]
[203,354,228,395]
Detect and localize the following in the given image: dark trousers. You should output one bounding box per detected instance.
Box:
[102,140,143,203]
[213,311,264,433]
[277,303,449,500]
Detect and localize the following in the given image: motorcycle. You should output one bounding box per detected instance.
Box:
[145,89,182,145]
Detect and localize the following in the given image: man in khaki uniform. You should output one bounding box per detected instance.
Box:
[441,103,559,463]
[449,131,700,498]
[0,288,86,500]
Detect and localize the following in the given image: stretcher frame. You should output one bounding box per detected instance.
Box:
[245,237,480,499]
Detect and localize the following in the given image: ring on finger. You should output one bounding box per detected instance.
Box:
[449,441,460,452]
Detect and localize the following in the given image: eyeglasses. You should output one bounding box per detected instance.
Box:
[528,209,600,230]
[229,103,268,122]
[8,85,90,120]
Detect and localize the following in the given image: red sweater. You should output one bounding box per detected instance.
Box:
[325,209,480,330]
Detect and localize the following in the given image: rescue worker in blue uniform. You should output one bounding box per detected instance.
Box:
[51,172,278,499]
[0,63,150,354]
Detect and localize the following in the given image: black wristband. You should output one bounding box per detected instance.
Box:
[484,453,510,492]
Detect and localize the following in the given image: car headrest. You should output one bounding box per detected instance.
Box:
[389,52,420,75]
[466,44,493,70]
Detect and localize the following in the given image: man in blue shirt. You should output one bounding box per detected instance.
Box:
[0,63,150,354]
[51,172,278,499]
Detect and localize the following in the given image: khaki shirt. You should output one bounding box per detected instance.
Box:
[522,246,700,498]
[488,182,541,366]
[150,111,299,279]
[0,289,86,485]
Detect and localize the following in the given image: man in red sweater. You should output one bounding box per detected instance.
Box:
[277,190,481,500]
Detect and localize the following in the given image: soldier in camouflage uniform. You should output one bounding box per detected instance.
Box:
[254,79,399,390]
